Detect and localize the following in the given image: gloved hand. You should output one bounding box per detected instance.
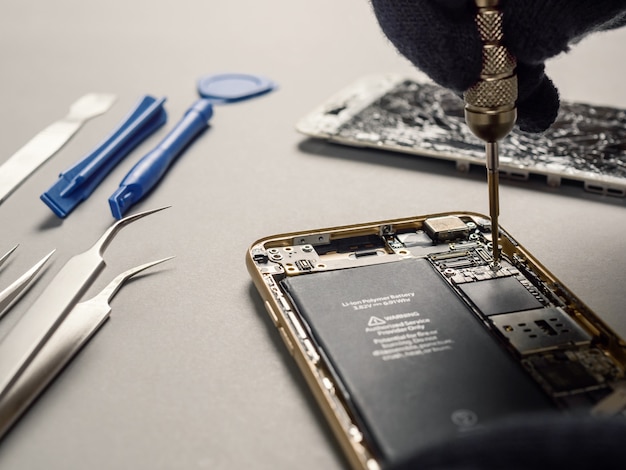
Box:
[397,413,626,470]
[371,0,626,133]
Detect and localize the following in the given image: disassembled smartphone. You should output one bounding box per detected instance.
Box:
[247,213,626,470]
[297,74,626,197]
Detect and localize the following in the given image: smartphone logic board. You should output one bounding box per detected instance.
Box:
[247,213,626,470]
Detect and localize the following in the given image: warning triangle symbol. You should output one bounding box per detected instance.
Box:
[368,316,386,327]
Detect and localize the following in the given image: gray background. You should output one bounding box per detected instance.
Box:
[0,1,625,468]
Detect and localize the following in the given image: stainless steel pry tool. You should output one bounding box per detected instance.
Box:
[0,93,116,205]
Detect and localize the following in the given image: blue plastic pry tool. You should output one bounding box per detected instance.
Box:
[40,95,167,218]
[108,73,277,220]
[108,99,213,219]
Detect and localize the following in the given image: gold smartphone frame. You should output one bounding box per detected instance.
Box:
[246,211,626,470]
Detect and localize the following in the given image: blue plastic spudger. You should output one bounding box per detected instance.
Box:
[108,99,214,219]
[40,95,167,218]
[108,73,277,219]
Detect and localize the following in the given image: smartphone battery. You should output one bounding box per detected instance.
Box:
[281,258,554,468]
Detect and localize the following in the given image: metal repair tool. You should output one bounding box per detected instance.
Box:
[0,251,55,320]
[0,206,168,399]
[0,246,19,271]
[0,256,173,439]
[108,73,276,219]
[41,95,167,218]
[463,0,517,267]
[0,94,116,205]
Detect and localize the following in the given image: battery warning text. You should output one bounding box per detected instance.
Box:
[366,310,454,361]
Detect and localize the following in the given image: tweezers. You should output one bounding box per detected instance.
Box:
[0,248,55,320]
[0,256,173,438]
[0,206,168,399]
[0,245,18,270]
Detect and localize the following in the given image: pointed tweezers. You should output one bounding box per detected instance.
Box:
[0,246,19,270]
[0,206,169,399]
[0,256,173,439]
[0,251,55,320]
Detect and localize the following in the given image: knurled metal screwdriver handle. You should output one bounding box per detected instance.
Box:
[463,0,516,266]
[464,0,517,145]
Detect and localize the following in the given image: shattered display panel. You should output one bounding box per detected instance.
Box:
[247,213,626,470]
[298,77,626,196]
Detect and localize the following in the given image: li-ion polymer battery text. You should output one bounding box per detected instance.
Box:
[280,258,554,468]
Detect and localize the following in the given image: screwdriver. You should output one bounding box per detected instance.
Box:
[463,0,517,267]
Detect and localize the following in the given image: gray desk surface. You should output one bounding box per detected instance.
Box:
[1,1,625,468]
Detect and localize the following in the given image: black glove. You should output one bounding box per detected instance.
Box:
[395,413,626,470]
[371,0,626,133]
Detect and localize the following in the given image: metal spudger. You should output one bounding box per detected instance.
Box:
[463,0,517,267]
[0,251,55,320]
[0,206,169,399]
[0,257,173,439]
[0,93,116,205]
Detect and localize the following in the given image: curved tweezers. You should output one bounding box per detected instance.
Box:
[0,206,169,399]
[0,251,55,320]
[0,256,173,439]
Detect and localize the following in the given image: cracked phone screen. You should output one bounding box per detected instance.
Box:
[332,80,626,195]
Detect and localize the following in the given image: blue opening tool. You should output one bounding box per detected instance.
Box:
[40,95,167,218]
[108,99,213,219]
[0,206,168,400]
[0,250,55,321]
[108,73,276,219]
[0,256,173,439]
